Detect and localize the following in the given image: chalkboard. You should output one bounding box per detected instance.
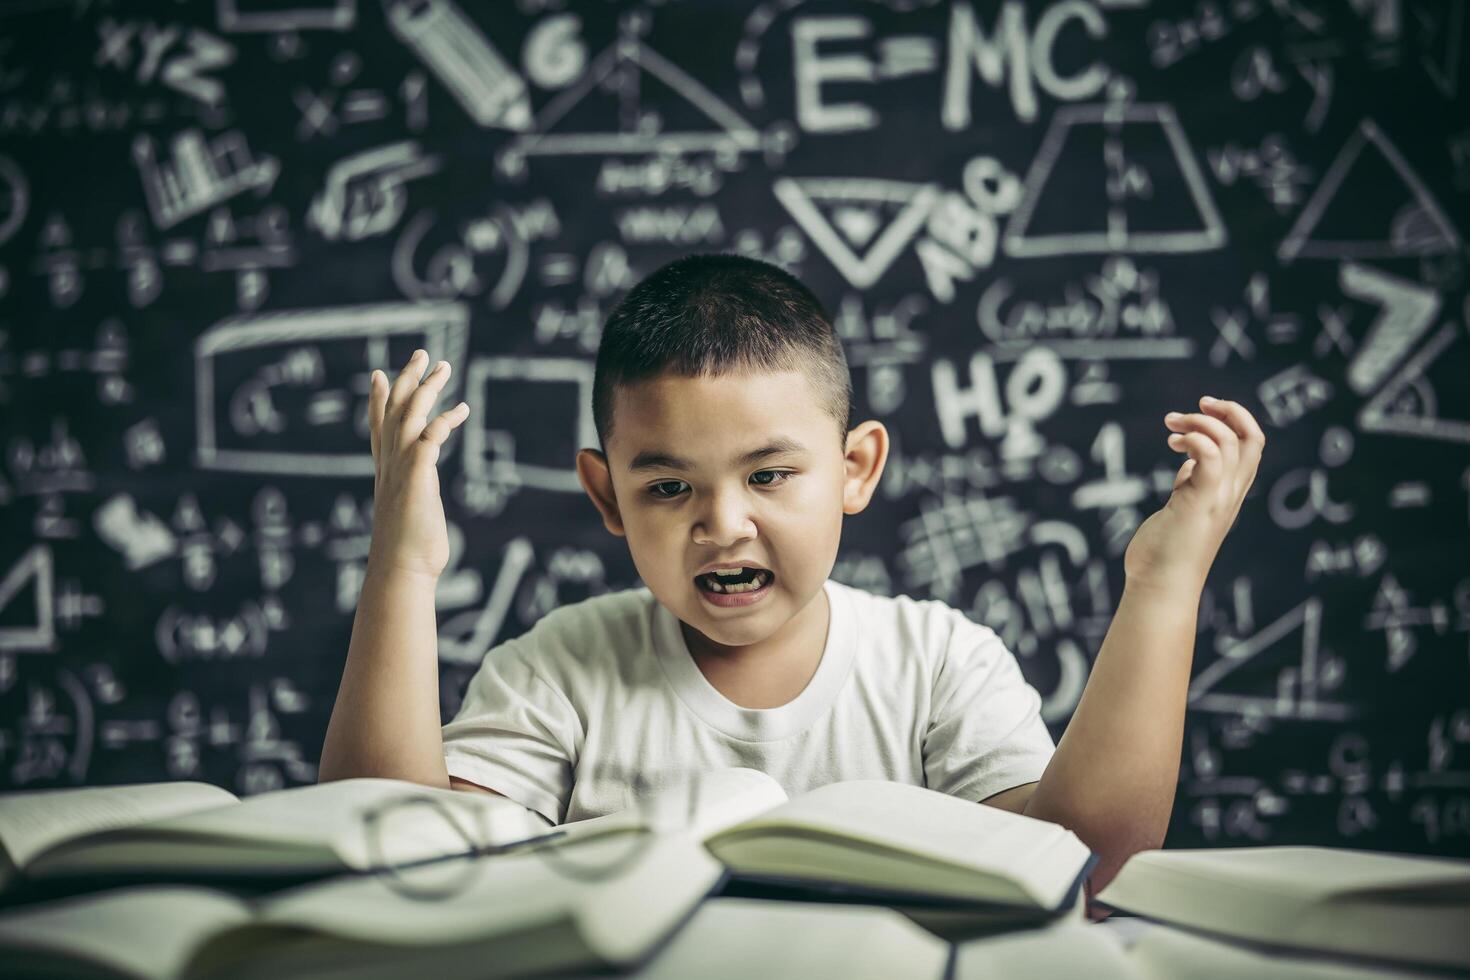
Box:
[0,0,1467,859]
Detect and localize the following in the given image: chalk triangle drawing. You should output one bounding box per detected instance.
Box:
[831,206,881,249]
[774,178,940,289]
[1358,320,1470,444]
[1278,118,1462,262]
[1003,103,1226,258]
[1188,597,1354,721]
[504,36,759,160]
[0,544,55,652]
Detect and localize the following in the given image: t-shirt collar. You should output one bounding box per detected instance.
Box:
[650,579,857,742]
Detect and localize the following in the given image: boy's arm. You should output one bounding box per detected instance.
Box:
[319,564,452,787]
[320,351,473,787]
[1017,578,1198,891]
[1014,396,1265,893]
[449,776,507,796]
[979,780,1037,814]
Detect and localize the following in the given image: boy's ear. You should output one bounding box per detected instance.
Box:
[576,448,626,537]
[842,420,889,516]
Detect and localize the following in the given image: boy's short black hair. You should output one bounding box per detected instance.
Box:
[592,253,854,454]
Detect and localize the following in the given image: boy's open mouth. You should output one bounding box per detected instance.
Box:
[694,567,774,594]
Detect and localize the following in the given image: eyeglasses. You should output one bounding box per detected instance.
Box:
[356,772,706,901]
[356,793,567,900]
[534,772,706,885]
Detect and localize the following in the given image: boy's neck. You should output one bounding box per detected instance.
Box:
[679,585,832,710]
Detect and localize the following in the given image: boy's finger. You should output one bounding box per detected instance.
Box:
[1165,411,1238,453]
[398,360,452,445]
[419,402,469,447]
[1172,456,1196,492]
[384,349,429,455]
[368,370,386,461]
[1166,431,1223,505]
[1200,397,1266,488]
[1200,396,1266,448]
[1165,411,1238,495]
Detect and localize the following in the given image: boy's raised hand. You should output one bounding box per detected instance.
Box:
[1123,396,1267,595]
[366,349,470,580]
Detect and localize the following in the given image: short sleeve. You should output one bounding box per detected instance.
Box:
[441,638,580,825]
[922,613,1056,804]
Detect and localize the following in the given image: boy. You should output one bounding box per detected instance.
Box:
[320,253,1265,897]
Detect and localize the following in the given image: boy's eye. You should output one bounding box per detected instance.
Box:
[645,471,795,499]
[749,469,794,487]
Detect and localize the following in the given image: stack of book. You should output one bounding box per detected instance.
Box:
[1091,843,1470,976]
[0,769,1092,978]
[0,769,1466,978]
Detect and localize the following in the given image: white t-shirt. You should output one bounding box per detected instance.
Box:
[441,578,1056,826]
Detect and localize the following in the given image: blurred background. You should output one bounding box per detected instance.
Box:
[0,0,1466,857]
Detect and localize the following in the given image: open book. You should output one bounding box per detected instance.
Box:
[953,916,1444,980]
[0,833,723,980]
[547,767,1097,916]
[610,895,952,979]
[1093,845,1470,971]
[0,778,554,896]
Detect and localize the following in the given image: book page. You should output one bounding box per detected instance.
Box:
[1106,846,1470,904]
[245,833,721,952]
[558,767,788,844]
[123,777,555,869]
[0,781,239,868]
[955,921,1140,980]
[0,884,251,979]
[628,896,950,980]
[711,780,1087,904]
[1094,847,1470,970]
[1127,921,1441,980]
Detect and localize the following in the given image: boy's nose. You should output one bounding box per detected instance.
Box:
[691,490,756,546]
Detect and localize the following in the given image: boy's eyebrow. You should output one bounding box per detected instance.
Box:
[627,437,808,472]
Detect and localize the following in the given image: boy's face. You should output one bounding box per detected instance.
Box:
[576,368,887,651]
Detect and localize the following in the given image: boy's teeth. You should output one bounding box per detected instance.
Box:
[702,570,770,593]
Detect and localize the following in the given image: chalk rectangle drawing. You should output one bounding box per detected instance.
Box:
[460,357,596,494]
[194,302,469,475]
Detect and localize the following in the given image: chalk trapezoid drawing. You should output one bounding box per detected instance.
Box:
[505,36,760,159]
[1004,103,1227,258]
[1278,118,1462,263]
[774,178,940,289]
